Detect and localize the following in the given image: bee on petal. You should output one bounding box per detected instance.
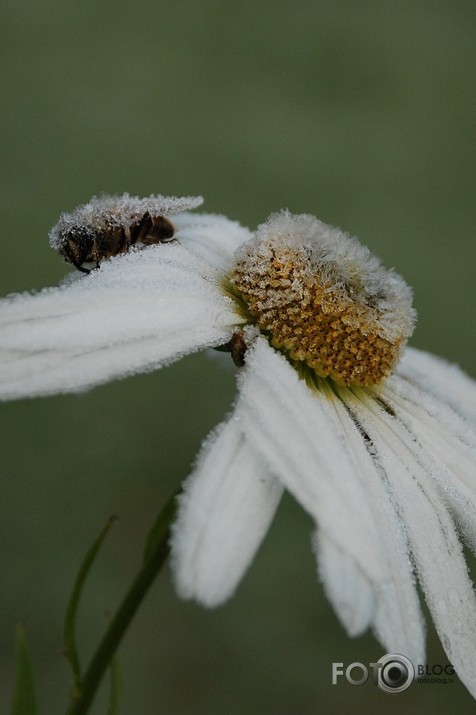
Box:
[49,193,203,273]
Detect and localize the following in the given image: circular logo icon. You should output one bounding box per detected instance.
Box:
[376,654,415,694]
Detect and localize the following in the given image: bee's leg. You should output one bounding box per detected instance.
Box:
[214,330,247,367]
[70,260,90,274]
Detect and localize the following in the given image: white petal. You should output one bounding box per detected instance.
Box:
[236,338,385,586]
[383,376,476,555]
[343,386,476,697]
[171,406,283,606]
[399,347,476,423]
[314,531,376,637]
[0,241,239,399]
[174,212,252,272]
[320,382,425,663]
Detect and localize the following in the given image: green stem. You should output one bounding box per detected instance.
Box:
[65,491,180,715]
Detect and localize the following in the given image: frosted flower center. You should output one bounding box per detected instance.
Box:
[228,212,416,386]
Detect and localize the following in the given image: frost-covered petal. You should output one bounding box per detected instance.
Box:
[171,406,283,606]
[343,386,476,697]
[314,531,376,637]
[236,338,384,587]
[0,239,241,399]
[382,375,476,555]
[320,382,425,663]
[174,212,252,272]
[398,347,476,423]
[238,339,425,662]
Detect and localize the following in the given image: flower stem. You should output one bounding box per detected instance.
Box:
[65,490,180,715]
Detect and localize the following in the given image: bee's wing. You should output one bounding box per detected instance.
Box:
[0,221,247,400]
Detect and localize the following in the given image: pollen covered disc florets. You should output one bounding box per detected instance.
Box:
[228,211,416,386]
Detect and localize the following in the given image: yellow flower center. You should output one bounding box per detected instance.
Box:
[228,212,415,387]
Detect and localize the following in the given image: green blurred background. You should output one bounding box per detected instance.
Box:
[1,0,475,713]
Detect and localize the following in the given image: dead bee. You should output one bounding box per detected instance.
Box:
[55,212,175,274]
[49,193,203,273]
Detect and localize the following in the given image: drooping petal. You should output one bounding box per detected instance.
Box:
[398,347,476,423]
[236,338,385,589]
[0,239,240,400]
[237,340,425,651]
[171,405,283,607]
[342,385,476,698]
[382,375,476,555]
[318,381,425,663]
[313,531,376,637]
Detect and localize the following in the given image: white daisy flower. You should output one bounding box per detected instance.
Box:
[1,196,476,696]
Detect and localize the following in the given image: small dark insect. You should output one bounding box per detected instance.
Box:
[215,330,248,367]
[57,212,175,273]
[49,193,204,273]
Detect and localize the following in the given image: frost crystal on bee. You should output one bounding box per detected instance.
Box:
[49,193,203,273]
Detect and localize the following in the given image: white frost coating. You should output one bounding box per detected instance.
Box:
[321,383,425,663]
[343,386,476,698]
[382,375,476,554]
[398,347,476,423]
[237,339,425,664]
[236,337,386,585]
[234,210,416,342]
[0,240,239,399]
[171,406,283,606]
[49,193,204,249]
[314,531,376,637]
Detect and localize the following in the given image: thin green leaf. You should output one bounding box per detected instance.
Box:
[142,489,181,565]
[66,491,177,715]
[11,625,37,715]
[107,655,122,715]
[64,515,118,679]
